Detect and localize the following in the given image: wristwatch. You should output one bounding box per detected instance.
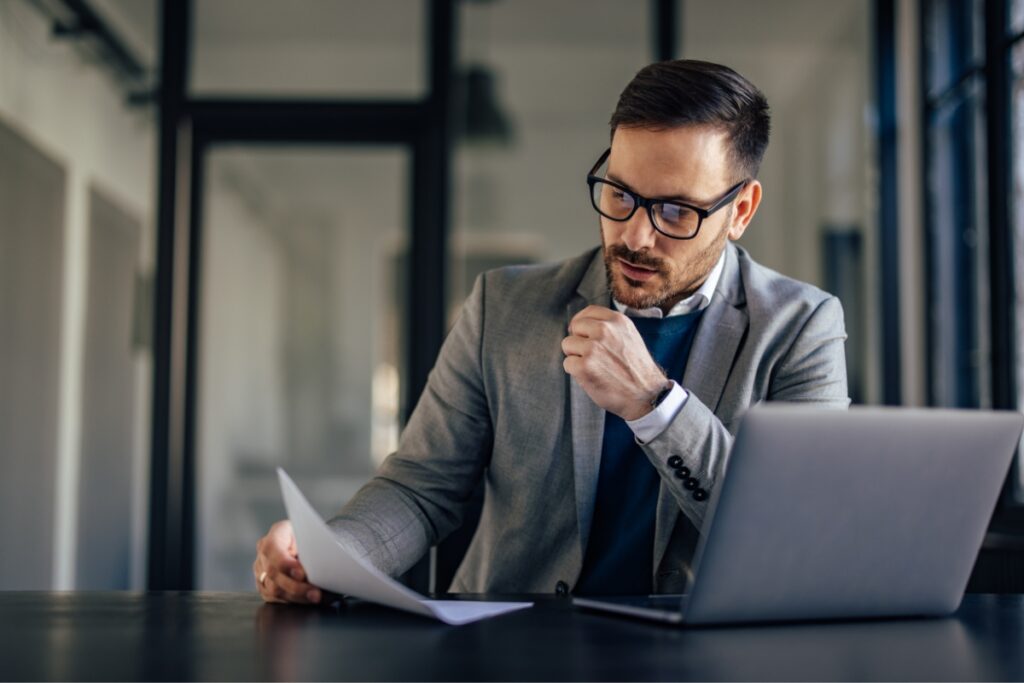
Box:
[649,381,675,410]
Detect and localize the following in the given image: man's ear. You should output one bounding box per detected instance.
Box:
[727,180,762,241]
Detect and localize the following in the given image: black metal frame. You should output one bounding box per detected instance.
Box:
[654,0,680,61]
[984,0,1016,416]
[875,0,903,405]
[148,0,455,590]
[148,0,190,591]
[38,0,148,87]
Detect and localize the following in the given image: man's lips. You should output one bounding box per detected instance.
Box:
[617,258,659,282]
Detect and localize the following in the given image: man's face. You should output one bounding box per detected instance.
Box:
[599,125,760,312]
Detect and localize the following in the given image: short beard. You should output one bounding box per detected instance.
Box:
[601,217,730,312]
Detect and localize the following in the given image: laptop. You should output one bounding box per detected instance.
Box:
[573,404,1024,625]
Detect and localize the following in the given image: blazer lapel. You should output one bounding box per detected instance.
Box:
[653,244,749,573]
[567,249,610,557]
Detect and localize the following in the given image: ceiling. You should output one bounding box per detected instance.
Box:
[88,0,868,76]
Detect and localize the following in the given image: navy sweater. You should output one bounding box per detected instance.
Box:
[574,309,704,595]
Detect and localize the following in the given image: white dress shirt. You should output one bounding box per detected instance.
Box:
[612,249,726,443]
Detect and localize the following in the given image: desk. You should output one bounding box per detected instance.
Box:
[2,592,1023,681]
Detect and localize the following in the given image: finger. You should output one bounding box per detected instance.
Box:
[256,567,286,604]
[263,537,305,578]
[568,317,606,340]
[254,528,307,593]
[571,305,617,326]
[561,336,589,357]
[255,556,313,604]
[265,567,321,604]
[563,355,583,376]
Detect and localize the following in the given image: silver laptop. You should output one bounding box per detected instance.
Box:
[573,405,1024,625]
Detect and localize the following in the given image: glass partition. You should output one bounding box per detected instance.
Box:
[196,146,409,589]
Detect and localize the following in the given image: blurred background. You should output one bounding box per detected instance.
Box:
[1,0,1022,593]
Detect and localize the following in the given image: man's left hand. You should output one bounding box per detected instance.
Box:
[562,305,668,421]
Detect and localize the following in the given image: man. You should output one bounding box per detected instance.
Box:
[254,59,849,604]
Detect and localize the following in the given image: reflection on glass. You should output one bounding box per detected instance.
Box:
[190,0,425,97]
[197,147,408,589]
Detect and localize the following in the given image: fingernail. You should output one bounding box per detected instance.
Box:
[291,569,303,581]
[307,590,320,603]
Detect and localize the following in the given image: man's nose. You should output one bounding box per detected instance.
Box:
[620,208,658,253]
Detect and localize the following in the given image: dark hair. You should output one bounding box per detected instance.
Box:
[610,59,771,179]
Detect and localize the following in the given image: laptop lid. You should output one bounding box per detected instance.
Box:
[682,405,1023,625]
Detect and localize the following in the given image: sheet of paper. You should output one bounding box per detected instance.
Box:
[277,468,533,626]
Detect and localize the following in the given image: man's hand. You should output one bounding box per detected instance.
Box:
[562,305,668,421]
[254,520,322,604]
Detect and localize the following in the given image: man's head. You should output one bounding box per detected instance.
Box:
[597,60,770,312]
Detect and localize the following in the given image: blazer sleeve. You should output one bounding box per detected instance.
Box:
[637,295,850,531]
[325,274,493,578]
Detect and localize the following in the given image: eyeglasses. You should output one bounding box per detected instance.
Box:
[586,148,747,240]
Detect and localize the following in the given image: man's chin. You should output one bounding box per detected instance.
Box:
[611,275,665,310]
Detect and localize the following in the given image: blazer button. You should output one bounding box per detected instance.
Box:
[683,477,699,491]
[667,455,683,468]
[555,581,569,596]
[693,488,709,502]
[673,466,691,479]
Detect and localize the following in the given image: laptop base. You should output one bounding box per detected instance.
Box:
[572,595,688,624]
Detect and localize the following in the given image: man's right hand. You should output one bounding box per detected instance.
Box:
[254,520,322,604]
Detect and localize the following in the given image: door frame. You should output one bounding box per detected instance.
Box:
[147,0,455,591]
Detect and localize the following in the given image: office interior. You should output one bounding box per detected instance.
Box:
[1,0,1022,597]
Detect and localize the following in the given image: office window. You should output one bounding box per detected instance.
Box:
[190,0,426,98]
[922,0,989,408]
[196,147,410,589]
[925,0,1024,501]
[926,82,989,407]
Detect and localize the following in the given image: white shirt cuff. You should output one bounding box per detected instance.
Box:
[625,381,688,444]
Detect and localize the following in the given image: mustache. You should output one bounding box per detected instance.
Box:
[606,244,664,271]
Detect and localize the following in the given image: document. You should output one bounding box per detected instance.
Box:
[277,468,533,625]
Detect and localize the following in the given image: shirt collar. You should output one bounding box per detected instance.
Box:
[612,248,726,319]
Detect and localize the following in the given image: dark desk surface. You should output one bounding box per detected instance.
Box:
[2,592,1024,681]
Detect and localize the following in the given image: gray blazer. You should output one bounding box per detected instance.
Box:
[328,243,849,594]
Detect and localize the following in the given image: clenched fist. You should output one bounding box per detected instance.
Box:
[562,305,668,421]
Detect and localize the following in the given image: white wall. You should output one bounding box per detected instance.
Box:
[0,0,155,589]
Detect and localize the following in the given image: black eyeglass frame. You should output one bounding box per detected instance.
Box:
[586,148,748,240]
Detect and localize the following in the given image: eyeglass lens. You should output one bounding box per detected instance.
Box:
[590,180,700,238]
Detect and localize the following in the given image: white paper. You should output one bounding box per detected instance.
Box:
[277,468,533,625]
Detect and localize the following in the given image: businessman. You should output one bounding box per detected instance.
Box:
[254,59,849,603]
